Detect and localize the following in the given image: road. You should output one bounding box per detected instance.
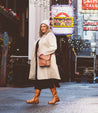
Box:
[0,82,98,113]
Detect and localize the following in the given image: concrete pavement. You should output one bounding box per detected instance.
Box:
[0,82,98,113]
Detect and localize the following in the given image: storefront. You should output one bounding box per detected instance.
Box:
[0,0,29,86]
[77,0,98,82]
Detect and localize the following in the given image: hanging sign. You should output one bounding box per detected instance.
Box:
[83,21,98,26]
[82,0,98,10]
[83,26,98,31]
[78,0,98,13]
[84,14,98,20]
[53,17,74,27]
[51,5,74,35]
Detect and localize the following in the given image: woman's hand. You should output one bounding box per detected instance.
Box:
[38,52,43,57]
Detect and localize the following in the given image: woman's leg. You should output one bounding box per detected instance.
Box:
[26,89,41,104]
[48,84,60,104]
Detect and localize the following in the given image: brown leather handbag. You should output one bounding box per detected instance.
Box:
[39,54,51,67]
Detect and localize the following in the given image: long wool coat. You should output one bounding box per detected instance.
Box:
[29,32,61,80]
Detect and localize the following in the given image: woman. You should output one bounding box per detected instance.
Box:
[26,20,61,104]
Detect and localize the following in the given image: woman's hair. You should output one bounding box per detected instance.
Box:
[39,24,51,37]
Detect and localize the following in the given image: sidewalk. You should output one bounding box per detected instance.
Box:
[0,87,14,91]
[0,82,98,113]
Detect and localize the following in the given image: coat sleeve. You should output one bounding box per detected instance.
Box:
[42,32,57,55]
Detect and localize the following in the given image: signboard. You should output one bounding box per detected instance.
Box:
[82,0,98,10]
[84,14,98,20]
[83,26,98,31]
[53,17,74,27]
[83,20,98,31]
[78,0,98,13]
[51,5,74,35]
[83,21,98,26]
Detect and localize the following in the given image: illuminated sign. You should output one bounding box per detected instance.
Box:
[83,26,98,31]
[84,14,98,20]
[53,17,74,27]
[82,0,98,10]
[83,21,98,25]
[83,20,98,31]
[78,0,98,13]
[51,5,74,35]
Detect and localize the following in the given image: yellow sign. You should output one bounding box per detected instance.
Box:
[66,34,72,37]
[53,17,74,28]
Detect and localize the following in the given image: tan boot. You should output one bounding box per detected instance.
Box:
[26,89,41,104]
[48,84,60,104]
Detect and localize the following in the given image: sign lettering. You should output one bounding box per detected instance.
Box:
[83,26,98,30]
[82,0,98,10]
[53,17,74,27]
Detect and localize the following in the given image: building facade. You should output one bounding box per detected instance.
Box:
[0,0,77,86]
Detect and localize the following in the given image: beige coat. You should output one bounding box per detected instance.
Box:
[29,32,61,80]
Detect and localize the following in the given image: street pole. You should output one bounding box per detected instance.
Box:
[0,32,9,86]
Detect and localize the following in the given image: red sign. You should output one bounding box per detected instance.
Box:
[83,21,98,26]
[82,0,98,10]
[83,26,98,31]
